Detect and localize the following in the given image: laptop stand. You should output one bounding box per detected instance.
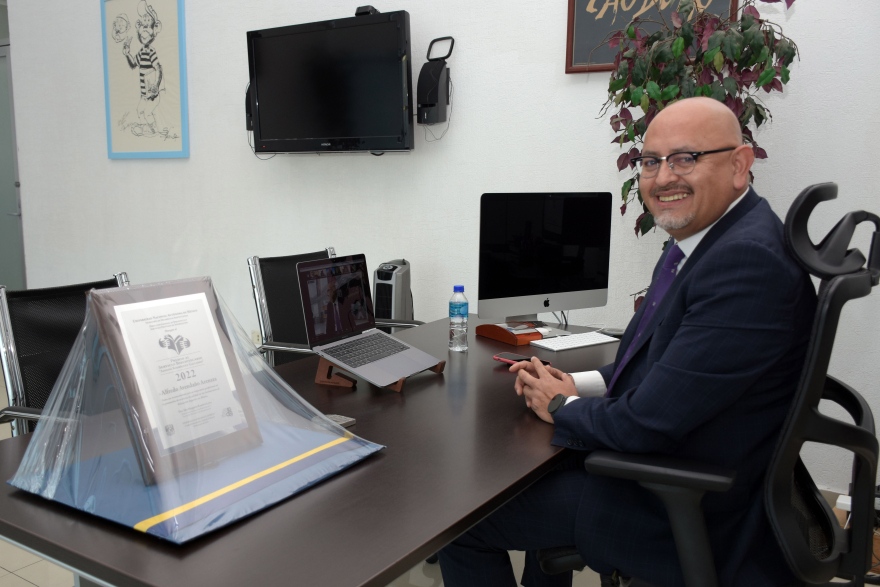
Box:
[315,356,446,392]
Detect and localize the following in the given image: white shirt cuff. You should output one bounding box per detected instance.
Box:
[570,370,607,397]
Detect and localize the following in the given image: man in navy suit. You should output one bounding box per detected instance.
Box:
[438,98,817,587]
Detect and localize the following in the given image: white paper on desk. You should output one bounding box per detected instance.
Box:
[114,293,248,452]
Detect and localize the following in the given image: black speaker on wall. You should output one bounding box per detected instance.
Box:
[417,37,454,125]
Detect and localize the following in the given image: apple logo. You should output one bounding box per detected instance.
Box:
[543,298,550,307]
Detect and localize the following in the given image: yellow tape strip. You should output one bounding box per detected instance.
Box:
[134,436,351,533]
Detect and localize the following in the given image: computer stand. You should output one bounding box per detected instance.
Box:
[315,356,446,392]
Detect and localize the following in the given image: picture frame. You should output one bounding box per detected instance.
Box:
[91,277,261,485]
[100,0,189,158]
[565,0,739,74]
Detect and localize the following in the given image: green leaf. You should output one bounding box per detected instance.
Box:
[710,81,725,102]
[635,119,647,136]
[618,61,629,78]
[681,77,696,98]
[627,123,635,143]
[623,49,635,59]
[609,77,628,92]
[722,76,738,96]
[754,45,769,65]
[678,0,695,18]
[632,59,648,86]
[703,46,720,65]
[672,37,685,59]
[713,50,724,73]
[640,93,650,112]
[780,66,790,84]
[661,85,680,101]
[722,29,742,61]
[621,179,633,200]
[631,85,644,106]
[659,60,679,85]
[707,30,726,52]
[646,81,662,102]
[756,67,775,87]
[741,14,755,30]
[626,25,636,39]
[653,45,674,65]
[640,213,655,236]
[743,23,763,52]
[700,83,711,97]
[680,23,695,49]
[754,104,766,126]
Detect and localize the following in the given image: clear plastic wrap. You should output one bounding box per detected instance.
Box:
[8,277,383,543]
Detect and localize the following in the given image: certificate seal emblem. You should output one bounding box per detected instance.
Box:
[164,424,175,436]
[159,334,191,354]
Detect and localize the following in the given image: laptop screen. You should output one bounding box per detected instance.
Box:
[296,255,376,347]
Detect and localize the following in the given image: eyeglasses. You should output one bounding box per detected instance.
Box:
[630,147,738,178]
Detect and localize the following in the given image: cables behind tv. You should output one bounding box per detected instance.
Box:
[423,74,454,142]
[247,128,277,160]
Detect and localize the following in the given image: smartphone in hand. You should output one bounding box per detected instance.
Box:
[493,352,551,367]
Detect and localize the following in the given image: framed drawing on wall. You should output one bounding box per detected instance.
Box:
[566,0,739,74]
[100,0,189,158]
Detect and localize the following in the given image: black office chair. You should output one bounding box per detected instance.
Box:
[537,183,880,587]
[248,249,423,368]
[0,273,130,436]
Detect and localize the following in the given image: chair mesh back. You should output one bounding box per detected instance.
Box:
[789,463,832,561]
[259,251,328,367]
[6,279,119,424]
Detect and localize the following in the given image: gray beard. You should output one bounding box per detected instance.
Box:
[654,210,696,231]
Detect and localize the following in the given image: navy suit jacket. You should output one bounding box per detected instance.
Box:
[551,189,817,586]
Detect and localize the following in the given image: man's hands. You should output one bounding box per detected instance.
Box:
[123,37,132,57]
[510,358,578,423]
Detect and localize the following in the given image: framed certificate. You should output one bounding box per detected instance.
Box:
[91,277,261,485]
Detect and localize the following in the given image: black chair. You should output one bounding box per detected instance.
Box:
[537,183,880,587]
[0,273,129,436]
[248,249,423,368]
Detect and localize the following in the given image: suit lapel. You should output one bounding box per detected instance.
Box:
[619,188,761,364]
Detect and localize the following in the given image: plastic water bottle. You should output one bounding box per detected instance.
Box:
[449,285,468,352]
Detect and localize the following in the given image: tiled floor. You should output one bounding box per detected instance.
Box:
[0,540,72,587]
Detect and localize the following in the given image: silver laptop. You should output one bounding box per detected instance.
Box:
[296,254,440,387]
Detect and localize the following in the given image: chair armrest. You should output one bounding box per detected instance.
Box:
[0,406,42,425]
[258,342,315,355]
[375,319,424,328]
[584,450,736,493]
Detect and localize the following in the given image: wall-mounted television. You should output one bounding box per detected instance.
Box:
[246,11,414,154]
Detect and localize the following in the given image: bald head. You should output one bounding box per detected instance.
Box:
[645,97,742,147]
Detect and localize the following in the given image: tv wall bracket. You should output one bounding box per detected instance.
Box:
[355,5,380,16]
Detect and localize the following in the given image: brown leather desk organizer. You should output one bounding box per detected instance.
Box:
[475,322,543,346]
[315,356,446,393]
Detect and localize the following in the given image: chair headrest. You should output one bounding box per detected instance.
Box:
[784,183,880,282]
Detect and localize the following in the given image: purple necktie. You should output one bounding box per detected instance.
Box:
[605,244,686,397]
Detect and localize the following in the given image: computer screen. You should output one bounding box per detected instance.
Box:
[297,255,375,347]
[478,193,612,320]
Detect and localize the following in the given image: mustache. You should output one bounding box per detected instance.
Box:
[650,183,693,198]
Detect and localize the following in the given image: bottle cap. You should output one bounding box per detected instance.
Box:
[453,285,464,293]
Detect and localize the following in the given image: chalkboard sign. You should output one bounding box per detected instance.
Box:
[566,0,739,73]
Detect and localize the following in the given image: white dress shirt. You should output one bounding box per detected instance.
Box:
[563,188,749,407]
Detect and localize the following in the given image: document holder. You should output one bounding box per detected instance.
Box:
[8,277,384,543]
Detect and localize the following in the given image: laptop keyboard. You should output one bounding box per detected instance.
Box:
[323,333,409,368]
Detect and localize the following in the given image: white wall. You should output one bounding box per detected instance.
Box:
[6,0,879,493]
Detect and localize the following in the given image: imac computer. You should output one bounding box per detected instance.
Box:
[478,192,612,321]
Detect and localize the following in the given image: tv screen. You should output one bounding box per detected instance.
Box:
[247,11,414,153]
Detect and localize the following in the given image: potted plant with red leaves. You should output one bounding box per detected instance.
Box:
[601,0,798,240]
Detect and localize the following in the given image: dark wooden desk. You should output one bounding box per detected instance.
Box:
[0,318,617,587]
